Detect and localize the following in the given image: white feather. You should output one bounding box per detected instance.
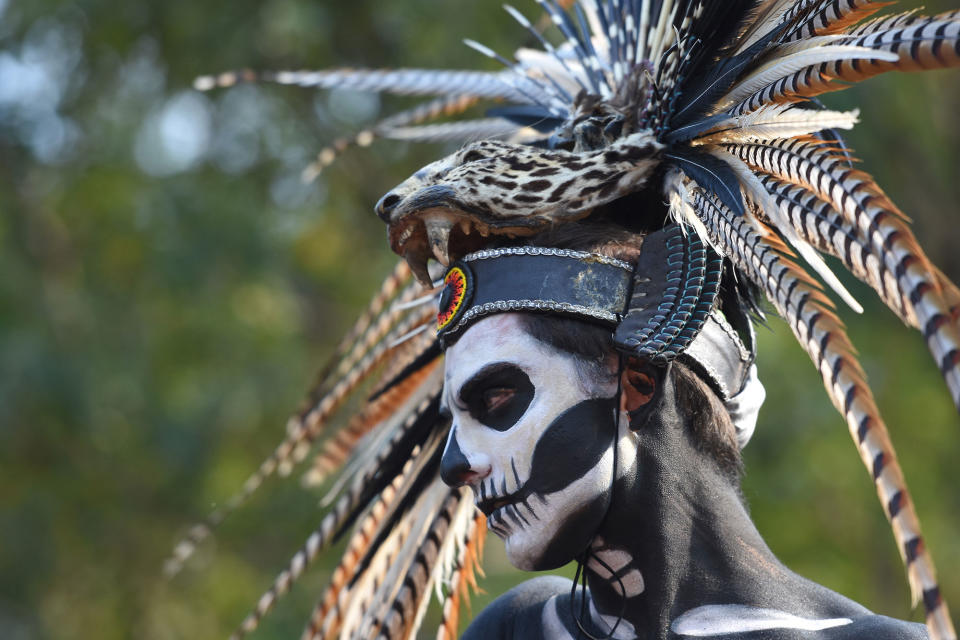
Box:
[664,169,720,251]
[694,104,860,145]
[735,0,806,54]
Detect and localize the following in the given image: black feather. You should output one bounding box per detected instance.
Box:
[485,106,565,133]
[662,113,730,145]
[670,23,788,129]
[665,148,745,216]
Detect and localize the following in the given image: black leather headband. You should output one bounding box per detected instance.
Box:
[436,240,757,403]
[436,246,633,343]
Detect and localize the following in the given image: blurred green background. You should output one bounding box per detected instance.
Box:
[1,0,958,638]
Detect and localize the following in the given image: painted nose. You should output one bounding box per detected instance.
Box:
[375,191,401,222]
[440,432,486,487]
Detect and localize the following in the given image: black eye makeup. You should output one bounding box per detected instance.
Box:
[458,363,535,431]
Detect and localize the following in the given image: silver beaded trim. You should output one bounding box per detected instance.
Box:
[444,298,621,338]
[461,246,633,271]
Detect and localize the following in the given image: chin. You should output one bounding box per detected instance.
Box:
[499,495,612,571]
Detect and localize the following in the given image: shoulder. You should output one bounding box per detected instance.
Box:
[669,607,928,640]
[460,575,573,640]
[824,614,929,640]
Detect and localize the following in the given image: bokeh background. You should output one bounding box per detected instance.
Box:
[1,0,959,638]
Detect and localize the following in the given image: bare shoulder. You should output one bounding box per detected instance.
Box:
[669,606,929,639]
[459,575,573,640]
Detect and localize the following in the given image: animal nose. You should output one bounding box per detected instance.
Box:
[440,432,487,487]
[375,192,401,222]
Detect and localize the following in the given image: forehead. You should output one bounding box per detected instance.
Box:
[444,314,556,388]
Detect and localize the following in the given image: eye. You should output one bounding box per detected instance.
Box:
[627,370,655,399]
[459,363,535,432]
[482,386,516,413]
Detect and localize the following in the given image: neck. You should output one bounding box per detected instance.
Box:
[580,373,829,638]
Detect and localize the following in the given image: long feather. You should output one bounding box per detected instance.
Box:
[163,276,427,577]
[435,512,486,640]
[692,103,859,145]
[304,335,441,488]
[714,45,897,111]
[300,472,408,640]
[759,174,914,324]
[780,0,893,44]
[728,12,960,114]
[693,190,956,639]
[722,137,960,412]
[194,68,530,102]
[708,147,864,312]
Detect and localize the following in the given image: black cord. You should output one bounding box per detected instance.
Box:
[569,355,629,640]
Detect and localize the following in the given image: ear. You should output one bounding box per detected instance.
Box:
[620,358,667,430]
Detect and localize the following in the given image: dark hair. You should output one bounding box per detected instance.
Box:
[516,313,742,481]
[513,223,743,481]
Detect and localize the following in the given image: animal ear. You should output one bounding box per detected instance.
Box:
[620,359,667,429]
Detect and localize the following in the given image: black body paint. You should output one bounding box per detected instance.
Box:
[460,362,535,431]
[525,396,617,495]
[458,368,930,639]
[440,431,471,486]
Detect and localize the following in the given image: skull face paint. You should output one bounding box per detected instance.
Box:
[440,314,624,571]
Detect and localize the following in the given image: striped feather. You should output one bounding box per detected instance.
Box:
[371,487,465,640]
[344,453,448,640]
[300,473,407,640]
[780,0,892,44]
[163,295,430,577]
[194,68,530,102]
[379,119,524,144]
[234,386,444,640]
[759,174,914,324]
[714,44,897,111]
[435,512,486,640]
[693,190,955,639]
[721,137,960,411]
[728,12,960,113]
[304,334,441,488]
[707,147,864,312]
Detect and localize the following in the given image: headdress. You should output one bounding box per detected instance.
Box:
[171,2,960,639]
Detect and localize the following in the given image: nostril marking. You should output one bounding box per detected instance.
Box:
[375,193,402,222]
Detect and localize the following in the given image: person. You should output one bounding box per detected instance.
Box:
[435,231,930,639]
[179,3,960,637]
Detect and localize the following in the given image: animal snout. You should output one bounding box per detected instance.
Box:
[375,192,401,222]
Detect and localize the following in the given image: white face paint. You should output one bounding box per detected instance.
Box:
[440,314,624,571]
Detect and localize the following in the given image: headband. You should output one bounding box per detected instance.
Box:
[435,227,764,446]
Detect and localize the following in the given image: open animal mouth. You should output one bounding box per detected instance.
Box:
[386,205,559,285]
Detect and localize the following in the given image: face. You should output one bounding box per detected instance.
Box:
[440,314,629,571]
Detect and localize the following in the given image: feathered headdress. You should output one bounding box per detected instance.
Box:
[170,2,960,638]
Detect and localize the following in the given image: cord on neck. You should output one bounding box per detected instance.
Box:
[569,355,629,640]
